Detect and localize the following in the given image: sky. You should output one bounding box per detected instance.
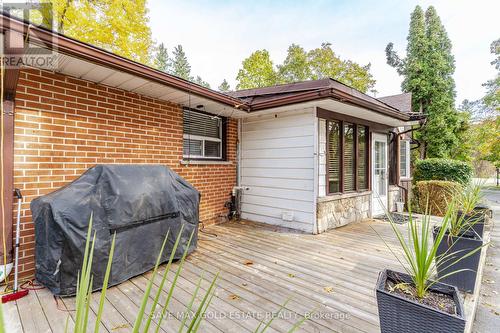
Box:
[148,0,500,104]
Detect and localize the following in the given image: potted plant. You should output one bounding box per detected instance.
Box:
[456,183,487,238]
[433,199,486,292]
[374,203,481,333]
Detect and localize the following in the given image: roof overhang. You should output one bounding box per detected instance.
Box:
[1,13,417,124]
[248,88,410,122]
[0,13,249,117]
[240,98,412,127]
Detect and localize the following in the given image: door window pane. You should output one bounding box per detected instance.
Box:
[374,141,387,196]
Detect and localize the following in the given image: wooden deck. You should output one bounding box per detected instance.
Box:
[2,219,480,333]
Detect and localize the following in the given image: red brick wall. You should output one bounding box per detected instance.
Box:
[13,68,237,278]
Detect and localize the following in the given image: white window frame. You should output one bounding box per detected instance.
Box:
[182,110,223,160]
[399,139,411,179]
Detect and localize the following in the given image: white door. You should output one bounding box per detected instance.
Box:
[372,133,388,216]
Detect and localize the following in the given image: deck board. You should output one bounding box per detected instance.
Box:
[3,219,484,332]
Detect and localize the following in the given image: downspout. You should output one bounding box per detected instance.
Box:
[389,115,427,205]
[237,118,241,187]
[1,29,23,282]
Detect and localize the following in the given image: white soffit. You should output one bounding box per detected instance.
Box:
[242,99,408,127]
[30,51,247,117]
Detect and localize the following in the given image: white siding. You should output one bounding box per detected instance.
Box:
[240,109,315,232]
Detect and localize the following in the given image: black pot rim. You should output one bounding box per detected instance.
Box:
[376,269,465,319]
[433,225,482,241]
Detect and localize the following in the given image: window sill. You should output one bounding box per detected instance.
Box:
[180,160,233,166]
[318,190,372,202]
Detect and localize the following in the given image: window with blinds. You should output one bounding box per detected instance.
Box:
[357,125,368,189]
[327,120,341,193]
[183,109,223,159]
[326,120,370,194]
[344,123,355,191]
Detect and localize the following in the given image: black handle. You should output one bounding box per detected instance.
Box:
[14,188,22,199]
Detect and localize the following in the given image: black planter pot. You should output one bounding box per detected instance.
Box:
[376,269,465,333]
[433,227,482,292]
[457,210,485,238]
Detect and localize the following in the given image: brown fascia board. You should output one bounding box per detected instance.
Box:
[249,88,411,121]
[0,13,250,111]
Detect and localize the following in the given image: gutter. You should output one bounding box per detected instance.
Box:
[0,13,250,112]
[249,88,411,121]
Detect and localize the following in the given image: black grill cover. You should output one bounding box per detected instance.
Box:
[31,165,200,296]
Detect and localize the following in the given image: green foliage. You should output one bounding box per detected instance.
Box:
[376,198,486,299]
[307,43,375,92]
[154,43,170,73]
[194,76,211,89]
[44,0,154,65]
[278,44,312,83]
[171,45,192,80]
[469,115,499,169]
[374,202,455,298]
[413,158,473,185]
[236,50,278,90]
[458,183,483,215]
[236,43,375,92]
[218,79,231,92]
[414,180,462,216]
[386,6,461,159]
[483,38,500,111]
[457,100,499,171]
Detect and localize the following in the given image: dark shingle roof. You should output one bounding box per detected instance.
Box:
[378,93,413,113]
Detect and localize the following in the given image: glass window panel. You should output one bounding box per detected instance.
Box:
[183,109,224,159]
[327,120,341,193]
[343,123,355,191]
[374,141,387,196]
[400,140,409,178]
[357,126,368,189]
[204,140,221,158]
[183,138,202,156]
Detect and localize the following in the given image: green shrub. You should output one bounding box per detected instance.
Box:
[415,180,462,216]
[413,158,473,185]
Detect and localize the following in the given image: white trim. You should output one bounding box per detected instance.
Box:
[312,109,319,234]
[180,160,232,165]
[372,133,389,216]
